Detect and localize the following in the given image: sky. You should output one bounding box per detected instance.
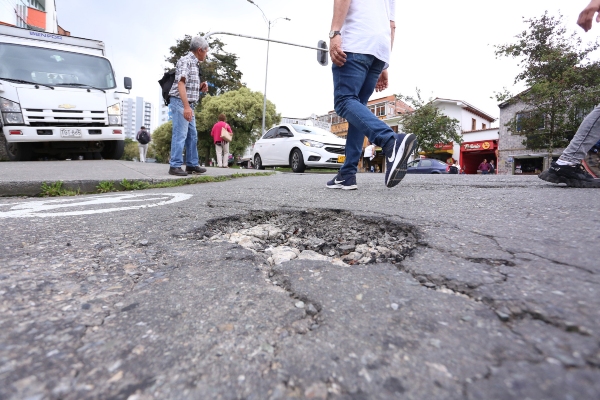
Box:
[55,0,596,129]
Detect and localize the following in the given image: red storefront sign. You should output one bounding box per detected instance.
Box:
[433,142,454,150]
[462,140,497,152]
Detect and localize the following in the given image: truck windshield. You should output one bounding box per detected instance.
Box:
[0,43,116,89]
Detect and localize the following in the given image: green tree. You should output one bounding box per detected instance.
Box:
[149,121,172,164]
[166,34,244,96]
[495,12,600,156]
[196,87,281,163]
[122,138,139,161]
[398,90,462,154]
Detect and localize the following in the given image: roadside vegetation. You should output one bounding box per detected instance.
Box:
[494,12,600,157]
[38,172,275,197]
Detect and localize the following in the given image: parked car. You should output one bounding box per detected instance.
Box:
[406,158,449,174]
[253,124,346,173]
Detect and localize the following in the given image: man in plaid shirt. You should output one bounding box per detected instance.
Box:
[168,36,209,176]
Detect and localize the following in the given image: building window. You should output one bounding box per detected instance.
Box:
[471,118,476,131]
[482,123,487,130]
[516,112,545,133]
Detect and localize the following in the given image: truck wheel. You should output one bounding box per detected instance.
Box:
[101,140,125,160]
[5,142,33,161]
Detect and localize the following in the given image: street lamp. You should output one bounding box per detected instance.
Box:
[247,0,290,136]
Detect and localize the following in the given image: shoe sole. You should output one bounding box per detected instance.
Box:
[539,170,600,188]
[169,171,188,176]
[326,184,357,190]
[386,134,418,188]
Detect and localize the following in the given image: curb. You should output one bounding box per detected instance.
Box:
[0,171,277,197]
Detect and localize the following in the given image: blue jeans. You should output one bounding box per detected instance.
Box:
[333,53,395,178]
[169,97,199,168]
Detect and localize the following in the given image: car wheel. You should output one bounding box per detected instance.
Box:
[101,140,125,160]
[5,142,33,161]
[290,149,306,173]
[254,154,265,170]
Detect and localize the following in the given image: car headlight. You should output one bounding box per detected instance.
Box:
[3,112,24,124]
[1,97,22,112]
[300,139,325,148]
[1,97,24,125]
[108,115,122,125]
[107,103,121,115]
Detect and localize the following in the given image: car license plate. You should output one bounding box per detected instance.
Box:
[337,155,345,163]
[60,128,82,138]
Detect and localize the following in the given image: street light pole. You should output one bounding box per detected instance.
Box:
[247,0,289,136]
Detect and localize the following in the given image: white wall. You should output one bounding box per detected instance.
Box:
[0,0,18,26]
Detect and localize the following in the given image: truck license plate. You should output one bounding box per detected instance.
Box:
[60,128,82,138]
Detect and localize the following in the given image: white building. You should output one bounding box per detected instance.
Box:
[122,97,153,140]
[0,0,58,33]
[429,98,499,174]
[281,115,331,131]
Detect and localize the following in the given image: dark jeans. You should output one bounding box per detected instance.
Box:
[333,53,395,178]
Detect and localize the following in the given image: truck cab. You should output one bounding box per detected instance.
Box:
[0,25,131,161]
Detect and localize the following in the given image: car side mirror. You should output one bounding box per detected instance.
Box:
[124,77,132,90]
[279,131,292,137]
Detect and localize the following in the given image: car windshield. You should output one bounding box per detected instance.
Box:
[0,43,116,89]
[291,124,340,139]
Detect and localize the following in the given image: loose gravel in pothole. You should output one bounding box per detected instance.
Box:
[193,210,418,266]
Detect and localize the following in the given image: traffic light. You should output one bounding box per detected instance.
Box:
[317,40,328,66]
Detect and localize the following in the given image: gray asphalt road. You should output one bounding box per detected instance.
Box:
[1,173,598,399]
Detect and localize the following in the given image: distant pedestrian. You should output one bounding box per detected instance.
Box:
[167,36,209,176]
[478,159,491,175]
[539,0,600,187]
[211,113,233,168]
[363,142,375,172]
[489,160,496,174]
[326,0,417,190]
[136,126,151,163]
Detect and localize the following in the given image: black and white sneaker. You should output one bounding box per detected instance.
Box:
[326,173,357,190]
[384,133,418,188]
[539,161,600,188]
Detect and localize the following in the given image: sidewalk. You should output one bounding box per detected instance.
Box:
[0,160,264,196]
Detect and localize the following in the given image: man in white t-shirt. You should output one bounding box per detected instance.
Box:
[326,0,418,191]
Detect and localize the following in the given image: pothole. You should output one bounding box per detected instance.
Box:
[192,209,419,266]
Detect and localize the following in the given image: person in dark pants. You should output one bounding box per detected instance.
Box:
[326,0,417,190]
[539,0,600,187]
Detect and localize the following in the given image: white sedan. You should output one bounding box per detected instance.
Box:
[253,124,346,173]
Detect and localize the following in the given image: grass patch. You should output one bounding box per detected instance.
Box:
[40,181,80,197]
[96,181,116,193]
[38,172,275,197]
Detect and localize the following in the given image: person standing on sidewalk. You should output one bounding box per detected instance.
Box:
[167,36,209,176]
[539,0,600,187]
[211,114,233,168]
[136,126,151,163]
[326,0,417,190]
[363,141,375,172]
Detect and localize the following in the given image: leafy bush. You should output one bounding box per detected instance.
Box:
[150,121,173,163]
[122,138,139,161]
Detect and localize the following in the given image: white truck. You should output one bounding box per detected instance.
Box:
[0,25,131,161]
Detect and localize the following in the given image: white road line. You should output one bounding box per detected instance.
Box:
[0,192,193,218]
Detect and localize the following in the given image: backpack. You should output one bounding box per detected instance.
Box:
[158,69,176,106]
[158,65,204,106]
[137,130,151,145]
